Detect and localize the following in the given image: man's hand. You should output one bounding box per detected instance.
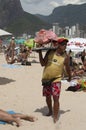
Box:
[67,76,71,82]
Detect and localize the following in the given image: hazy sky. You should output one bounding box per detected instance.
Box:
[20,0,86,15]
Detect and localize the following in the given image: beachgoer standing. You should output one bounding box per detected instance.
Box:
[37,38,71,123]
[6,37,16,64]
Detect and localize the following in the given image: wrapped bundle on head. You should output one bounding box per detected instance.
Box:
[34,29,58,47]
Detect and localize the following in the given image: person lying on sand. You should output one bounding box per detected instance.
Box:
[0,109,38,127]
[71,60,86,77]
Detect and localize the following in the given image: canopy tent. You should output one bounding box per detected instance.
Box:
[66,37,86,52]
[0,29,12,36]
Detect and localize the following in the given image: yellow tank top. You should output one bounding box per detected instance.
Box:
[42,50,65,82]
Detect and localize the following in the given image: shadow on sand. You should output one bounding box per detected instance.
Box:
[35,106,70,120]
[0,77,15,85]
[31,59,40,63]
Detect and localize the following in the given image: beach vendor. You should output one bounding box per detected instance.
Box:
[37,37,71,123]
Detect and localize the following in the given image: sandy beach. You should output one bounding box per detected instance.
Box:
[0,51,86,130]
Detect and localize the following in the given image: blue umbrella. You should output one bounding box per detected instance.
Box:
[16,38,25,44]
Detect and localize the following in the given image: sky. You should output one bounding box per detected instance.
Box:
[20,0,86,16]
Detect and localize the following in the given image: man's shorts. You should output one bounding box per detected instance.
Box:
[43,82,61,98]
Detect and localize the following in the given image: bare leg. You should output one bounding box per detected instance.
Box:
[12,113,38,122]
[46,96,52,116]
[11,50,14,62]
[53,97,59,123]
[5,55,10,63]
[0,109,21,127]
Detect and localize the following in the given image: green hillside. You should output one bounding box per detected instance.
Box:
[7,12,51,36]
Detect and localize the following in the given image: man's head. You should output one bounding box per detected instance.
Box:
[57,38,68,52]
[11,37,15,40]
[57,38,68,45]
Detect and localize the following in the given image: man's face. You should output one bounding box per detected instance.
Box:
[58,42,67,51]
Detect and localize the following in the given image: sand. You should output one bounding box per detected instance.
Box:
[0,51,86,130]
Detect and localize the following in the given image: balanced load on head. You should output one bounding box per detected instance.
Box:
[34,29,58,47]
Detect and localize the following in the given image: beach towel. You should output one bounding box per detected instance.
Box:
[0,110,16,125]
[2,64,21,68]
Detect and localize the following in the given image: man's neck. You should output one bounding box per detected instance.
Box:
[56,48,64,55]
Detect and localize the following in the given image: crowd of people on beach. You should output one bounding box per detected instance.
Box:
[67,49,86,77]
[0,30,86,126]
[4,37,32,65]
[65,49,86,92]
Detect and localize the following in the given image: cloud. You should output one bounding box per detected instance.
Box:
[21,0,44,4]
[49,1,60,7]
[20,0,86,15]
[63,0,86,5]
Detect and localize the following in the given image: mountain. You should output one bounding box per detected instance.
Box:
[0,0,51,36]
[36,3,86,27]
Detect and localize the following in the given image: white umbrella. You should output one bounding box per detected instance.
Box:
[66,45,85,52]
[66,37,86,52]
[69,37,86,44]
[0,29,12,36]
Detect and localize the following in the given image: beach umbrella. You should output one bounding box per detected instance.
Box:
[67,37,86,46]
[66,45,85,52]
[7,38,25,44]
[0,29,12,36]
[66,37,86,52]
[16,38,25,44]
[24,38,36,48]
